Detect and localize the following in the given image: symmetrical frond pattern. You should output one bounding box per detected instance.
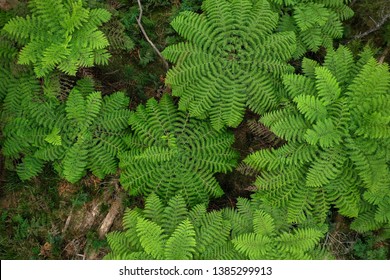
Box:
[105,194,242,260]
[105,194,327,260]
[270,0,354,57]
[1,77,131,183]
[245,46,390,227]
[2,0,111,77]
[162,0,296,130]
[119,94,238,206]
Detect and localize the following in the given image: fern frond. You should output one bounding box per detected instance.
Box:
[136,218,166,260]
[232,233,273,259]
[164,219,196,260]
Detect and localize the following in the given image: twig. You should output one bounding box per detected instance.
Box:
[62,206,74,234]
[353,13,390,40]
[136,0,169,71]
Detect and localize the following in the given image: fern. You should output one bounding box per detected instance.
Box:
[119,94,238,206]
[245,46,390,227]
[231,196,331,259]
[1,77,131,183]
[269,0,354,57]
[105,194,242,260]
[162,0,296,130]
[2,0,111,77]
[105,194,327,260]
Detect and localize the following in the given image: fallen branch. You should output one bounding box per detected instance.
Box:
[136,0,169,71]
[98,197,124,239]
[379,46,390,63]
[353,13,390,40]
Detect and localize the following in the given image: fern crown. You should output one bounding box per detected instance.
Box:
[2,0,112,77]
[245,46,390,226]
[163,0,296,130]
[269,0,354,57]
[120,94,238,206]
[2,77,131,183]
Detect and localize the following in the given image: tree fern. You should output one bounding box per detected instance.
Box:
[119,94,238,206]
[1,77,131,183]
[162,0,296,130]
[245,46,390,227]
[269,0,354,57]
[105,193,328,260]
[105,194,242,260]
[2,0,111,77]
[229,196,330,259]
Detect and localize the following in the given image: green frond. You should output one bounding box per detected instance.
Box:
[293,3,330,31]
[325,169,361,218]
[232,233,273,259]
[283,73,317,98]
[65,89,86,125]
[62,141,88,183]
[143,193,165,224]
[351,208,384,233]
[293,94,328,123]
[271,113,310,142]
[122,209,143,250]
[305,148,346,186]
[272,0,352,56]
[105,231,133,259]
[252,210,276,236]
[16,156,45,181]
[315,67,341,105]
[301,58,320,78]
[165,219,196,260]
[136,218,166,260]
[162,195,189,235]
[304,118,342,148]
[276,228,323,252]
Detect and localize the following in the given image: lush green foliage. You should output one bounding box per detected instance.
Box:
[245,46,390,227]
[1,0,389,261]
[269,0,354,57]
[119,94,238,206]
[1,77,131,182]
[105,193,326,260]
[2,0,112,77]
[163,0,296,130]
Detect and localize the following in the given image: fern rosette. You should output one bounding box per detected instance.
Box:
[2,0,111,77]
[105,194,327,260]
[1,78,131,183]
[269,0,354,57]
[245,47,390,227]
[162,0,296,130]
[105,194,241,260]
[119,94,238,206]
[224,197,327,260]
